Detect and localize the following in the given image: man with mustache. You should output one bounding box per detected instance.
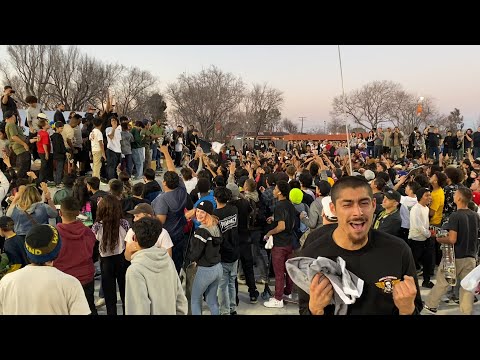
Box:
[299,176,423,315]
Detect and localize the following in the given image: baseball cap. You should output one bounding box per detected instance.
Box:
[364,169,375,181]
[321,196,337,221]
[37,113,48,120]
[384,189,401,203]
[127,203,154,216]
[197,200,214,215]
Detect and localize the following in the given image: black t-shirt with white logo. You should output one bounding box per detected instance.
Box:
[214,205,239,263]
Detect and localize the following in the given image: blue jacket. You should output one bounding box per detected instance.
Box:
[8,202,58,236]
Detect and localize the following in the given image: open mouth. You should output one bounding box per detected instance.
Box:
[349,221,366,231]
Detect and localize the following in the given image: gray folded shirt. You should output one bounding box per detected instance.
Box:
[286,256,364,315]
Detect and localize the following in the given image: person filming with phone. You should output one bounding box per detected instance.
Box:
[1,86,19,122]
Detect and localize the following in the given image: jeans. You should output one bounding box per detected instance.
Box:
[151,142,160,170]
[54,157,65,185]
[271,245,294,300]
[218,260,238,315]
[16,151,31,179]
[367,145,374,158]
[191,263,223,315]
[428,146,439,161]
[106,149,121,180]
[373,145,383,159]
[474,147,480,159]
[131,148,144,179]
[100,253,127,315]
[123,154,133,176]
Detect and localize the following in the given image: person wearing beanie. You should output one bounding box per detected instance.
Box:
[190,178,216,230]
[0,224,91,314]
[187,200,223,315]
[124,217,187,315]
[53,197,97,315]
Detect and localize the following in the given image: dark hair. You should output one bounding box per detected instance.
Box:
[244,178,256,192]
[135,120,144,128]
[276,180,291,198]
[266,173,276,187]
[372,178,386,192]
[331,176,373,205]
[121,122,129,131]
[132,182,145,197]
[93,117,103,127]
[376,172,390,185]
[309,162,319,178]
[109,179,124,198]
[96,195,123,253]
[377,162,387,172]
[197,177,211,194]
[119,116,129,123]
[119,171,130,183]
[25,95,38,104]
[62,175,76,189]
[406,181,421,194]
[163,171,179,190]
[143,168,156,181]
[71,114,82,121]
[433,171,447,188]
[445,167,464,185]
[86,177,100,191]
[37,119,47,129]
[0,216,14,231]
[180,167,193,181]
[289,180,301,189]
[214,186,232,204]
[197,170,210,180]
[73,177,89,208]
[457,187,473,204]
[468,200,478,212]
[132,217,163,249]
[414,173,430,188]
[299,172,313,188]
[60,196,80,220]
[316,180,331,196]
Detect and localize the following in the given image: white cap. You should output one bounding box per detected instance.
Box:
[321,196,337,221]
[364,169,375,181]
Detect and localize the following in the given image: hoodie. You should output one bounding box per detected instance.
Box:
[54,221,96,285]
[125,247,188,315]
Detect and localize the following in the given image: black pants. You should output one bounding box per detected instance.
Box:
[172,234,186,274]
[54,157,65,185]
[82,280,97,315]
[16,151,31,179]
[100,253,127,315]
[239,233,257,295]
[106,149,121,180]
[174,151,182,167]
[410,238,434,283]
[39,153,53,183]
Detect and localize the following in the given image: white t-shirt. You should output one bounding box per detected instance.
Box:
[89,128,103,153]
[106,126,122,154]
[0,265,91,315]
[184,177,198,195]
[175,137,183,152]
[125,228,174,250]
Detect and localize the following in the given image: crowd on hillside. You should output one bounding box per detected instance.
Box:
[0,83,479,315]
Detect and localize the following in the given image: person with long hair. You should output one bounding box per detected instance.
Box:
[188,201,223,315]
[92,195,130,315]
[6,183,57,236]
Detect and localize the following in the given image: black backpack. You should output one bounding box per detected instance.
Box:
[247,198,267,231]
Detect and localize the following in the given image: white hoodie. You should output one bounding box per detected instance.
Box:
[125,247,187,315]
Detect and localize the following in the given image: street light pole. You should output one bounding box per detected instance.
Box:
[299,116,306,133]
[324,120,326,134]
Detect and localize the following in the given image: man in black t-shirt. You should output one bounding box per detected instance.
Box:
[263,180,296,309]
[424,187,479,314]
[1,86,19,121]
[300,176,422,315]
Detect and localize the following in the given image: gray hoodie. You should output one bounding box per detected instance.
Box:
[125,247,188,315]
[301,196,324,230]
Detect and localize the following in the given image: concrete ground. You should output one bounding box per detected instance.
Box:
[47,172,480,315]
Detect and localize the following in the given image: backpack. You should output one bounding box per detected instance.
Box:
[247,198,267,231]
[292,203,309,249]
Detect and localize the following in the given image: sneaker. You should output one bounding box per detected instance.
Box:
[422,281,435,289]
[237,275,246,285]
[256,277,268,285]
[423,304,438,314]
[95,298,106,308]
[263,298,284,308]
[250,290,260,304]
[47,181,56,187]
[283,293,299,304]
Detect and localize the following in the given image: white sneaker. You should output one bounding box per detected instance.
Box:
[95,298,106,308]
[263,298,284,308]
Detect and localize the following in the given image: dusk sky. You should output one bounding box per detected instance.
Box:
[1,45,479,130]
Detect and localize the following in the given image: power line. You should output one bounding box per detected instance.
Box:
[299,116,306,133]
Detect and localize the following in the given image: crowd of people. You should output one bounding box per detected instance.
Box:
[0,83,479,315]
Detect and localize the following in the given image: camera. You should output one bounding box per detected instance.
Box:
[10,90,15,94]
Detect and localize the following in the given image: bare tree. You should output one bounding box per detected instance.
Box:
[245,83,284,140]
[45,46,124,111]
[167,66,245,141]
[326,117,346,134]
[144,93,167,121]
[281,118,298,133]
[113,67,157,119]
[0,45,58,108]
[331,80,401,130]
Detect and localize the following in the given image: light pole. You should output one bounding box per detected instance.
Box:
[324,120,326,134]
[299,116,306,133]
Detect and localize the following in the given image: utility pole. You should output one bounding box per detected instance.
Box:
[299,116,306,133]
[324,120,326,134]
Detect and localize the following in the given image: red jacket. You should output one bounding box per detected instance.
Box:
[54,221,96,285]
